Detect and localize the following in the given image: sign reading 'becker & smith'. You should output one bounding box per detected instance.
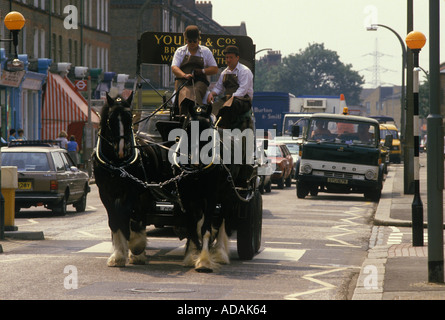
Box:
[138,32,255,72]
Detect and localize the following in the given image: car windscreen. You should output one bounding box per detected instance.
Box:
[284,143,299,154]
[267,145,283,157]
[380,129,398,140]
[1,152,51,171]
[307,119,378,147]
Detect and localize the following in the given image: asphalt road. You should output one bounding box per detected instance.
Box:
[0,182,377,301]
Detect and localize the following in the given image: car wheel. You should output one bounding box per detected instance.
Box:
[296,181,309,199]
[277,176,285,189]
[53,195,67,216]
[364,189,381,202]
[285,175,292,187]
[265,180,272,193]
[74,191,87,213]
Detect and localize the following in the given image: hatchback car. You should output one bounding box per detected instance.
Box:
[267,143,294,189]
[1,140,90,215]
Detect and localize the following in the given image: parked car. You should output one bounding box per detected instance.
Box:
[379,124,401,163]
[266,142,294,189]
[1,140,90,215]
[273,136,300,181]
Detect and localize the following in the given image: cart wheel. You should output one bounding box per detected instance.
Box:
[237,193,257,260]
[254,190,263,253]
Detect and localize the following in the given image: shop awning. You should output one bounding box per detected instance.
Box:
[42,72,100,140]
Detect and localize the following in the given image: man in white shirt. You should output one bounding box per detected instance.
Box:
[207,45,254,129]
[171,25,218,114]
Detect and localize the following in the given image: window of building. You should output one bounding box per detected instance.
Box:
[52,33,56,61]
[58,35,63,62]
[33,28,39,58]
[74,40,78,65]
[40,29,45,57]
[68,39,72,63]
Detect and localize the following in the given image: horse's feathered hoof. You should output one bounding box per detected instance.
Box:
[107,255,126,267]
[129,252,146,265]
[195,266,213,273]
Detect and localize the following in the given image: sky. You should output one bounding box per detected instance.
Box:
[211,0,444,88]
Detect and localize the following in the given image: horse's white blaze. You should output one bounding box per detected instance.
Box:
[107,230,128,267]
[118,114,125,158]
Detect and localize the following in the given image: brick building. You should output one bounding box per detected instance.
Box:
[1,0,110,70]
[109,0,247,88]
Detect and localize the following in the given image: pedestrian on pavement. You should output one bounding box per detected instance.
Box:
[56,131,68,149]
[171,25,218,114]
[17,129,26,140]
[8,129,17,142]
[207,45,254,130]
[67,135,79,166]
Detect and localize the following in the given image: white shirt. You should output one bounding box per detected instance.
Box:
[171,45,217,69]
[212,62,254,99]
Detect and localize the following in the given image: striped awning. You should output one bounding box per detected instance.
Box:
[42,72,100,140]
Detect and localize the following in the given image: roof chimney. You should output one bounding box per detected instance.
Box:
[196,1,213,19]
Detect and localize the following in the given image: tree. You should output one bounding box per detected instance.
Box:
[419,73,429,119]
[254,43,364,105]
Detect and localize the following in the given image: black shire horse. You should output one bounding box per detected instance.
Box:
[93,93,162,267]
[172,103,237,272]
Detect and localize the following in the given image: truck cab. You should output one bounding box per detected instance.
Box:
[294,113,387,201]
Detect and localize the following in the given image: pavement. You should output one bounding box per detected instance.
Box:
[353,154,445,300]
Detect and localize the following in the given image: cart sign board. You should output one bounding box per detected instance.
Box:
[138,32,256,73]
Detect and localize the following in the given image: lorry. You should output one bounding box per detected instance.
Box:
[293,113,391,201]
[252,92,298,135]
[282,94,349,136]
[252,92,349,136]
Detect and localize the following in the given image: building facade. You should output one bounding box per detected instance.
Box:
[0,0,248,140]
[1,0,111,69]
[109,0,246,88]
[361,86,402,128]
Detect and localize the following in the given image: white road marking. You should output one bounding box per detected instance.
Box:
[77,241,307,263]
[254,248,306,262]
[77,241,112,253]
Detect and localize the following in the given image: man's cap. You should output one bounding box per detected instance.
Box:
[184,25,200,40]
[223,45,240,56]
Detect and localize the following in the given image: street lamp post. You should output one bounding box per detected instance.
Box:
[366,24,406,142]
[426,0,443,284]
[0,11,25,242]
[405,31,426,247]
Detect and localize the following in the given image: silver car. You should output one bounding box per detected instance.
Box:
[1,140,90,215]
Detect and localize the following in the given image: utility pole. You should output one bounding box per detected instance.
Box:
[427,0,444,284]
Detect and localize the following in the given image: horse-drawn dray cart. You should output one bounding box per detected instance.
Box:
[93,31,263,271]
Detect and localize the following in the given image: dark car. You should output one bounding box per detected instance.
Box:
[1,140,90,215]
[267,143,294,189]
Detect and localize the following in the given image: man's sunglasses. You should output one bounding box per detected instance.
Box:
[187,39,198,43]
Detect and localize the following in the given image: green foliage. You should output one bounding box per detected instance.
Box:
[254,43,364,105]
[419,73,429,119]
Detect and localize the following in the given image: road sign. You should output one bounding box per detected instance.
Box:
[75,80,87,91]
